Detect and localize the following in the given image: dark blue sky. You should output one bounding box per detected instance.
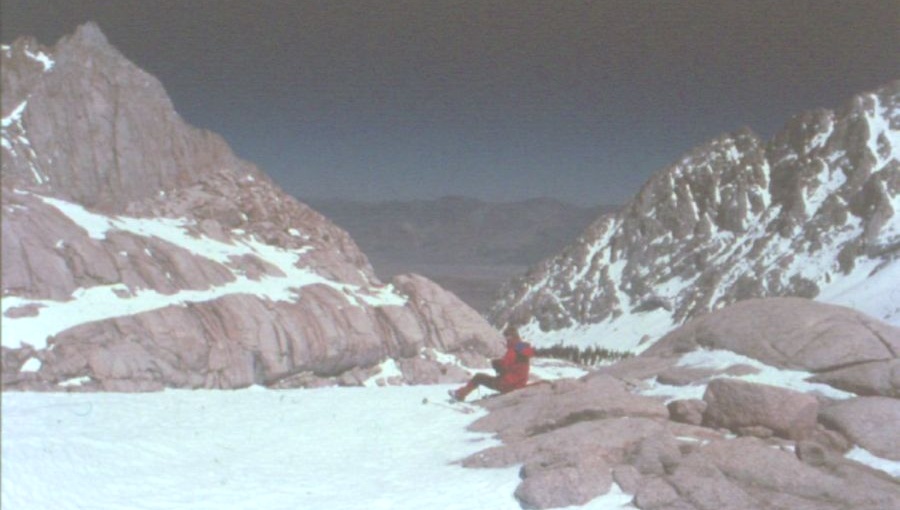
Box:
[3,0,899,205]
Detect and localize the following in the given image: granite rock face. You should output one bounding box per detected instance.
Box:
[1,24,502,391]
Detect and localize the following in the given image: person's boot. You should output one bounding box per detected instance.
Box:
[449,383,474,402]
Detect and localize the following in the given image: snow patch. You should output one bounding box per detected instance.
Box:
[808,117,834,150]
[2,101,28,128]
[1,387,641,509]
[24,49,54,71]
[521,306,675,354]
[1,193,408,349]
[529,358,591,380]
[637,349,855,403]
[2,101,49,184]
[845,446,900,478]
[364,359,404,387]
[58,376,91,388]
[818,257,900,326]
[20,357,42,372]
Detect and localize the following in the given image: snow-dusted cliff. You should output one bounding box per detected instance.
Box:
[491,81,900,351]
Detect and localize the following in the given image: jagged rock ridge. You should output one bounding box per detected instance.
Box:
[1,23,502,391]
[490,80,900,351]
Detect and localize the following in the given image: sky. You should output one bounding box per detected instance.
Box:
[2,0,898,205]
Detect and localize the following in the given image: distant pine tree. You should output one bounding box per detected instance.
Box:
[535,343,632,366]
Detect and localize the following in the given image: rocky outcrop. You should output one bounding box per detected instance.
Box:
[1,24,503,391]
[646,297,900,397]
[2,23,263,211]
[702,378,820,440]
[462,299,900,509]
[463,374,899,509]
[490,81,899,351]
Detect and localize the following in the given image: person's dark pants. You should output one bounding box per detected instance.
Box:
[453,373,500,400]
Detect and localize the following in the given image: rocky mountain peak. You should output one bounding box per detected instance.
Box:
[2,25,502,391]
[66,21,110,48]
[491,81,899,351]
[1,22,231,211]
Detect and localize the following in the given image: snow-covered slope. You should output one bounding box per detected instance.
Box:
[491,81,900,352]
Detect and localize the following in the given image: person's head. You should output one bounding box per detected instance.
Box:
[503,325,520,346]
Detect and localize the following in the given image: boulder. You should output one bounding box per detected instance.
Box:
[628,434,683,475]
[646,298,900,382]
[461,367,899,510]
[668,437,900,510]
[395,357,471,385]
[702,378,819,439]
[810,359,900,398]
[515,455,612,509]
[667,399,707,426]
[469,374,668,441]
[819,397,900,460]
[633,477,681,509]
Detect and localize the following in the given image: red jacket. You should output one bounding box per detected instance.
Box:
[493,337,535,393]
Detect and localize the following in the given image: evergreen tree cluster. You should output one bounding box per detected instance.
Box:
[534,343,633,366]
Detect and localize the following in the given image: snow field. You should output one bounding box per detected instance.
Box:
[2,385,640,510]
[3,386,519,510]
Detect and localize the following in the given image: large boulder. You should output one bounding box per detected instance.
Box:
[469,374,669,441]
[514,455,612,509]
[820,397,900,460]
[647,297,900,397]
[810,359,900,398]
[702,378,819,440]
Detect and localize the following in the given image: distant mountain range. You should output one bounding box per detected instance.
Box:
[491,80,899,351]
[304,196,612,266]
[304,196,612,312]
